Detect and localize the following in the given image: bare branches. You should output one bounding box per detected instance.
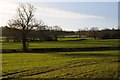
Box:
[17,4,35,28]
[8,19,23,29]
[7,3,43,51]
[8,3,42,33]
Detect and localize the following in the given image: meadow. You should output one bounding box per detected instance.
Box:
[1,2,120,79]
[2,50,119,79]
[2,38,118,49]
[2,38,119,79]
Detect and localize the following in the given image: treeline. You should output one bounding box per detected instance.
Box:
[77,27,120,40]
[0,26,120,42]
[1,25,63,42]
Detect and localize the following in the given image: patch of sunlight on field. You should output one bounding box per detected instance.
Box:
[2,39,119,49]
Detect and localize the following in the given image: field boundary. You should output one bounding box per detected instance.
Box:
[2,46,120,53]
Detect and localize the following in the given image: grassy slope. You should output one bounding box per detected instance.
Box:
[2,50,119,78]
[2,39,118,49]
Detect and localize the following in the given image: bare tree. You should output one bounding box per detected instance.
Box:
[8,3,44,52]
[90,27,99,40]
[84,27,89,31]
[83,27,89,37]
[77,28,82,38]
[52,25,62,41]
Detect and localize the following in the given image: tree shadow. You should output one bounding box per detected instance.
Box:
[59,53,119,58]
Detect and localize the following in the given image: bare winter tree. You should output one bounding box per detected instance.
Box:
[77,28,82,38]
[8,3,44,52]
[52,25,62,41]
[90,27,99,40]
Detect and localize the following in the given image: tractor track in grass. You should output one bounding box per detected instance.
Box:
[46,62,117,78]
[53,69,97,78]
[23,60,107,78]
[2,70,30,76]
[3,59,114,79]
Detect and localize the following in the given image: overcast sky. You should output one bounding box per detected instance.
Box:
[0,0,119,31]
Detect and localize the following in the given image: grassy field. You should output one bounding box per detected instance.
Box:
[2,50,119,79]
[2,39,119,49]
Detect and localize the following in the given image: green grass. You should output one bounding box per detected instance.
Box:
[63,34,78,38]
[2,50,119,78]
[2,39,119,49]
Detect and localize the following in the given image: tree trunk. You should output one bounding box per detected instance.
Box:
[79,34,81,38]
[6,36,9,42]
[22,29,27,52]
[78,31,81,38]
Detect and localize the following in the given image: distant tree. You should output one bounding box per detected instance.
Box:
[84,27,89,31]
[82,27,89,37]
[8,3,44,52]
[36,24,46,31]
[52,25,62,41]
[77,28,82,38]
[90,27,99,40]
[2,26,11,42]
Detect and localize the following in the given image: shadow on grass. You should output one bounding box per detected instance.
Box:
[58,53,119,58]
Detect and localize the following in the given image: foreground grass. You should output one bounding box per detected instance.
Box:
[2,39,119,49]
[2,50,119,79]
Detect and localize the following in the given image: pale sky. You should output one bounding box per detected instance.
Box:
[0,0,119,31]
